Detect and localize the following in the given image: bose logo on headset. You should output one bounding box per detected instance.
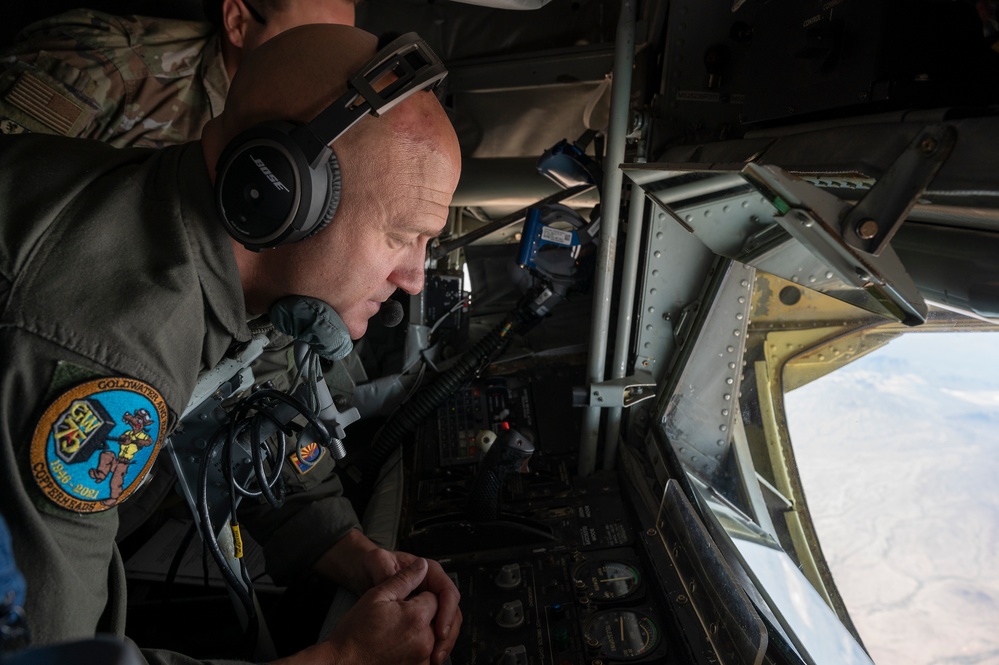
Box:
[251,155,291,193]
[215,32,447,251]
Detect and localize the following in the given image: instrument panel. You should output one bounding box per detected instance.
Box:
[400,370,728,665]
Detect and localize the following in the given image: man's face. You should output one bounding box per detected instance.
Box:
[242,0,356,51]
[280,117,461,339]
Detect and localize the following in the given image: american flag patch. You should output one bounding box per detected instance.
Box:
[5,72,92,136]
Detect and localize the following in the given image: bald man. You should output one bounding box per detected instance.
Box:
[0,23,461,665]
[0,0,356,147]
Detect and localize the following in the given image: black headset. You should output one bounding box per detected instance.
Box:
[215,32,447,251]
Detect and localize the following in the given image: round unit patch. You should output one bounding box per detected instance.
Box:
[30,377,168,513]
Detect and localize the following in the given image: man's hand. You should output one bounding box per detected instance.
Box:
[328,557,441,665]
[360,550,461,665]
[271,558,439,665]
[314,531,461,665]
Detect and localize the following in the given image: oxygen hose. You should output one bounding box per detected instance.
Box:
[362,305,541,483]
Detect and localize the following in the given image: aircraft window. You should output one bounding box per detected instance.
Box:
[655,263,998,664]
[785,330,999,665]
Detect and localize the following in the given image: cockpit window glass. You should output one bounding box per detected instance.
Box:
[660,267,999,663]
[785,331,999,665]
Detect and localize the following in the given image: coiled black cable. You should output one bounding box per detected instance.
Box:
[196,428,259,649]
[195,385,334,654]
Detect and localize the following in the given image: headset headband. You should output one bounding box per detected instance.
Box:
[290,32,448,169]
[215,32,447,251]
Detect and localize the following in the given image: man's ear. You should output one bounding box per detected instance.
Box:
[221,0,251,49]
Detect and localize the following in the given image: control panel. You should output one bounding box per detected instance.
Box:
[399,369,731,665]
[422,375,544,470]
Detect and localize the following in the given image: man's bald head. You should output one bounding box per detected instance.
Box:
[210,24,462,335]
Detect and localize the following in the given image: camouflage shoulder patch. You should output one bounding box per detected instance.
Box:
[30,377,168,513]
[289,441,327,475]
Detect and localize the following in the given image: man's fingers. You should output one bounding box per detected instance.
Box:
[407,589,440,617]
[374,557,429,602]
[432,608,462,665]
[364,547,404,587]
[433,587,460,641]
[420,559,461,642]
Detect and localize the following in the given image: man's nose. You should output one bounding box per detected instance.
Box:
[391,247,426,295]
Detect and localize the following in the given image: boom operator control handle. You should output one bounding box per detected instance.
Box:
[467,425,534,523]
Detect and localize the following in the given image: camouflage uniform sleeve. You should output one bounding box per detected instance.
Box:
[0,9,220,148]
[0,9,131,140]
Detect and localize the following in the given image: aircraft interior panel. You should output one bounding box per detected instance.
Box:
[4,0,999,664]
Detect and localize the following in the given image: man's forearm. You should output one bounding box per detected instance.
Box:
[312,528,382,595]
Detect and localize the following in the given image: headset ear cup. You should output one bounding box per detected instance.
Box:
[306,149,343,239]
[215,122,310,250]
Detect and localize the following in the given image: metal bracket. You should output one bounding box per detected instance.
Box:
[576,373,657,408]
[841,124,956,256]
[742,162,928,325]
[625,122,957,327]
[180,335,269,419]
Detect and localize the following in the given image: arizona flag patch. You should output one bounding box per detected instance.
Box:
[30,377,168,513]
[289,441,327,475]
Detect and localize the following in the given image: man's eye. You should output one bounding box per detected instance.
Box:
[390,234,422,249]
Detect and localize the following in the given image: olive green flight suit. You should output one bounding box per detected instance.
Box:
[0,134,361,664]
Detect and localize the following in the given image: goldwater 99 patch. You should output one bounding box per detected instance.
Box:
[30,377,168,513]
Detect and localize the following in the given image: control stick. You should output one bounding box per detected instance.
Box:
[467,426,534,522]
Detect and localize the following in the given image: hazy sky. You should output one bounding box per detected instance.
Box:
[785,331,999,665]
